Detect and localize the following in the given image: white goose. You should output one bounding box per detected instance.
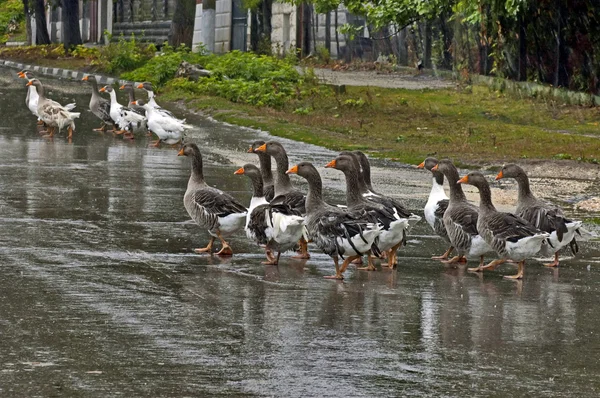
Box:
[133,99,190,147]
[26,79,80,139]
[234,164,304,265]
[417,157,453,259]
[100,85,147,138]
[19,71,75,125]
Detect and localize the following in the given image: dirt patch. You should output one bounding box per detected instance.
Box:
[306,67,455,90]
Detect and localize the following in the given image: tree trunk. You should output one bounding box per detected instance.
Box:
[62,0,83,49]
[518,12,527,81]
[250,8,259,52]
[424,21,432,68]
[34,0,50,44]
[22,0,32,45]
[170,0,195,48]
[397,27,408,65]
[325,11,331,53]
[261,0,272,42]
[439,15,453,69]
[334,9,339,58]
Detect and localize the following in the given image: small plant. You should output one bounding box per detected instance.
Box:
[343,98,366,107]
[315,45,331,65]
[293,107,311,115]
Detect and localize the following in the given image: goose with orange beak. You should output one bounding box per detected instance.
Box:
[26,79,80,140]
[431,160,492,268]
[326,155,406,270]
[287,161,382,279]
[458,171,548,279]
[82,75,113,132]
[178,143,247,255]
[255,141,310,259]
[247,140,275,201]
[495,163,590,267]
[416,157,453,260]
[100,85,147,138]
[18,70,43,123]
[233,164,304,265]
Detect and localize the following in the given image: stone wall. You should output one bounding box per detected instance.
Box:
[270,3,295,55]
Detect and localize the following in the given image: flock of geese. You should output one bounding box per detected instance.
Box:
[178,140,591,280]
[17,70,190,146]
[14,70,592,281]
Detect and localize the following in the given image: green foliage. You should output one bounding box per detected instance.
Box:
[0,0,25,44]
[156,51,317,108]
[122,45,203,87]
[97,34,156,74]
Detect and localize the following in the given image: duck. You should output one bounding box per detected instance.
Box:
[178,143,247,256]
[119,82,146,115]
[26,79,80,140]
[287,161,382,279]
[133,99,189,147]
[326,155,406,270]
[81,75,113,132]
[234,163,304,264]
[136,81,180,119]
[247,140,275,201]
[431,160,493,267]
[345,150,421,266]
[100,85,147,138]
[255,141,310,258]
[20,71,75,126]
[458,171,549,279]
[416,157,453,259]
[495,163,588,267]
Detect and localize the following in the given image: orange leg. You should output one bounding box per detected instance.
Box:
[358,254,377,271]
[292,238,310,259]
[504,261,525,279]
[544,252,560,268]
[432,246,454,260]
[194,237,215,254]
[215,231,233,256]
[441,255,467,265]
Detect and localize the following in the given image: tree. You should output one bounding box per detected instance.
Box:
[33,0,50,44]
[62,0,82,49]
[170,0,196,47]
[22,0,32,45]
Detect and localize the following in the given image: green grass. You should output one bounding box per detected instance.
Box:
[162,82,600,166]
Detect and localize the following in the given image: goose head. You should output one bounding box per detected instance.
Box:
[247,140,266,153]
[286,161,318,180]
[137,82,154,92]
[99,85,114,94]
[457,171,489,189]
[177,142,200,157]
[417,157,439,171]
[254,141,285,157]
[18,70,33,79]
[325,154,356,173]
[495,163,525,181]
[82,75,98,83]
[234,163,261,178]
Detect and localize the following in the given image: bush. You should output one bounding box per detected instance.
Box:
[97,34,156,74]
[122,44,203,86]
[0,0,24,44]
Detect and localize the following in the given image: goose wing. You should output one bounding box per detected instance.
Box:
[270,190,306,214]
[191,188,247,217]
[485,212,539,242]
[518,204,569,240]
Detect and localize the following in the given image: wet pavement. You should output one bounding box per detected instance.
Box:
[1,67,600,397]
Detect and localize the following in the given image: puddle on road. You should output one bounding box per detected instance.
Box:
[1,68,600,397]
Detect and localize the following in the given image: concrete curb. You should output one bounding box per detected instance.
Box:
[0,58,132,85]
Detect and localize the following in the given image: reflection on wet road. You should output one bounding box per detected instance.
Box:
[1,68,599,397]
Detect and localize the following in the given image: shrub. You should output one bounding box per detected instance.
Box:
[122,44,203,86]
[97,34,156,74]
[0,0,24,44]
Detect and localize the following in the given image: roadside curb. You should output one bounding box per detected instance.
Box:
[0,58,130,85]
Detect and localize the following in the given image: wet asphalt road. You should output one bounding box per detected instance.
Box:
[1,67,600,397]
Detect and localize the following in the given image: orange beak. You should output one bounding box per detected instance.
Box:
[99,87,106,92]
[233,167,245,175]
[18,72,24,78]
[137,83,144,89]
[495,170,504,180]
[26,81,32,86]
[324,159,336,168]
[255,143,267,153]
[177,148,185,156]
[286,165,299,174]
[247,146,254,153]
[119,85,125,90]
[431,164,439,171]
[416,161,425,169]
[131,100,138,106]
[457,175,469,184]
[82,76,89,81]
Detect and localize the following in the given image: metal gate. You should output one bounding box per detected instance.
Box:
[231,0,247,51]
